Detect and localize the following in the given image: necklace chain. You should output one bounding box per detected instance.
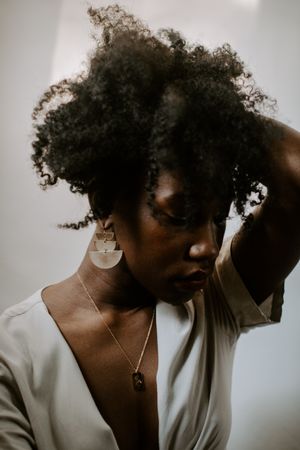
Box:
[76,272,155,374]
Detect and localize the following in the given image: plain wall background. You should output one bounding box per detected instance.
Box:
[1,0,299,448]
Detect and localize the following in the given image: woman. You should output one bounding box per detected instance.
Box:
[0,5,299,450]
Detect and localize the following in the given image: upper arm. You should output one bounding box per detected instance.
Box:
[0,362,36,450]
[231,122,300,305]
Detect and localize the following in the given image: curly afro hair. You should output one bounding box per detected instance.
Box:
[32,4,276,229]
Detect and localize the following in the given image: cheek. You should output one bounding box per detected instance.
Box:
[114,210,182,274]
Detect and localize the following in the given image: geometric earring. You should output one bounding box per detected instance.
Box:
[89,228,123,269]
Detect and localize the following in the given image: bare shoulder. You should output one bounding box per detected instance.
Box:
[42,275,89,324]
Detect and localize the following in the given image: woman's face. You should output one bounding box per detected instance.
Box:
[112,170,231,304]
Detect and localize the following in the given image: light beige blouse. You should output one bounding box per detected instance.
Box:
[0,236,284,449]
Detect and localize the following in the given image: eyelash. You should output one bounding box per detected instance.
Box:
[165,214,187,226]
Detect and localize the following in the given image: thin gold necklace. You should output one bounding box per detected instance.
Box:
[76,271,155,392]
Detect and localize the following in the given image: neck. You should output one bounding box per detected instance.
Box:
[76,227,156,311]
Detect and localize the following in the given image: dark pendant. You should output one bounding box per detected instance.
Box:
[132,371,145,391]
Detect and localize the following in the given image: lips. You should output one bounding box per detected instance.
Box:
[179,270,211,282]
[174,270,210,292]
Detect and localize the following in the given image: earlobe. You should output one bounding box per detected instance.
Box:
[95,215,114,232]
[103,215,113,229]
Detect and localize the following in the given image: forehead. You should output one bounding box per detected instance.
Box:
[154,170,231,211]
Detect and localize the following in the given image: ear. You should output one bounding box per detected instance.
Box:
[88,190,110,221]
[88,191,97,212]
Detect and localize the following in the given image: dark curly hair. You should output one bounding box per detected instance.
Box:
[32,4,276,229]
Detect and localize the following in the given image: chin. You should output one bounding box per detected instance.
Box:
[158,290,195,305]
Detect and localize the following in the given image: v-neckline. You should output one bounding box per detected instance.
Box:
[39,290,164,450]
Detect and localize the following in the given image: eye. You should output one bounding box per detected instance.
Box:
[165,213,187,226]
[153,202,188,227]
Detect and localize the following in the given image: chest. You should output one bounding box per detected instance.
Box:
[57,312,159,450]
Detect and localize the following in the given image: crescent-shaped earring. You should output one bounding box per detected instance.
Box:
[89,225,123,269]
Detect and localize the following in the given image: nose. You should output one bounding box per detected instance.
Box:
[188,221,220,264]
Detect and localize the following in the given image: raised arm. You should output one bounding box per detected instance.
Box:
[231,120,300,304]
